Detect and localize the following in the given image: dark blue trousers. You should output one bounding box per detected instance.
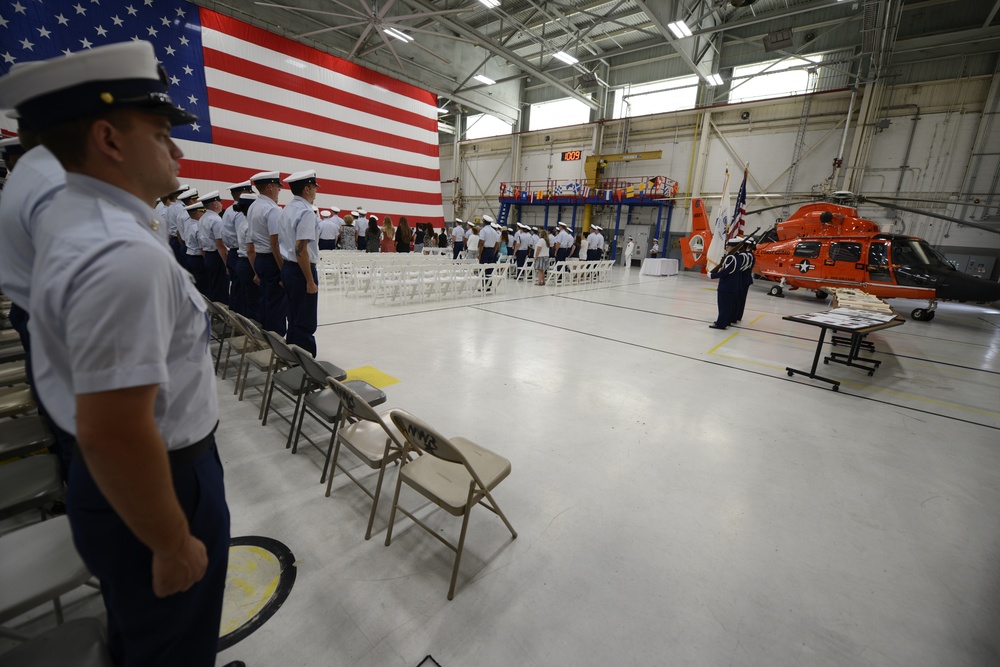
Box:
[235,257,259,321]
[318,239,336,251]
[66,440,230,667]
[226,249,240,313]
[283,262,318,356]
[168,235,186,266]
[452,241,464,260]
[254,253,287,335]
[204,252,229,305]
[587,249,601,261]
[555,248,569,263]
[8,303,75,479]
[186,254,207,295]
[515,249,528,269]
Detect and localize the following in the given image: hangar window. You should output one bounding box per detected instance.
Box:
[729,56,821,104]
[464,113,513,140]
[829,242,862,262]
[613,75,699,118]
[793,242,821,258]
[530,98,591,131]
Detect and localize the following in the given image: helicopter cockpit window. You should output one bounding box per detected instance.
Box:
[829,242,862,263]
[893,239,951,269]
[793,242,821,258]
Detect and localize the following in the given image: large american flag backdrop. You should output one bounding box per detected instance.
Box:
[0,0,445,225]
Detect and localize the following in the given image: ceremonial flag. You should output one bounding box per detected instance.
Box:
[705,168,731,272]
[1,0,444,224]
[728,167,748,240]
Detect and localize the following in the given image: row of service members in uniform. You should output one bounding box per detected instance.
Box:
[450,220,607,269]
[709,237,756,330]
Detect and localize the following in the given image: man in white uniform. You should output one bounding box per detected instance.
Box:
[281,169,321,355]
[248,171,287,335]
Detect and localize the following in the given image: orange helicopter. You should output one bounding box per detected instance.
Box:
[681,193,1000,321]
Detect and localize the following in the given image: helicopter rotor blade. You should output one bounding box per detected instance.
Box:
[865,195,997,210]
[862,197,1000,236]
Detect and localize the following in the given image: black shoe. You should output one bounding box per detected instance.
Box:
[222,662,246,667]
[709,324,727,330]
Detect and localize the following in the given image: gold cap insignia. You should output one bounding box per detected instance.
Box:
[100,92,114,104]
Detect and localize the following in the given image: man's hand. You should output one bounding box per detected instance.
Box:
[152,532,208,597]
[307,283,319,294]
[253,275,260,286]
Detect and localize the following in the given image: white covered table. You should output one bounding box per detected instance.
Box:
[640,258,678,276]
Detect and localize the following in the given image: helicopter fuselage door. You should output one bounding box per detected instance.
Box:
[868,241,892,283]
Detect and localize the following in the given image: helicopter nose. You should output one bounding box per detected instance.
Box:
[937,272,1000,303]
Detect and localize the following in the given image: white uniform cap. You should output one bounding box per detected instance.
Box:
[369,214,378,222]
[482,214,495,223]
[357,208,367,215]
[169,184,190,196]
[184,201,206,212]
[491,222,501,230]
[329,206,341,213]
[200,190,221,204]
[312,205,319,214]
[349,211,359,218]
[557,221,567,228]
[455,218,463,224]
[251,171,282,185]
[238,193,258,202]
[320,209,333,218]
[178,189,199,200]
[0,41,196,132]
[726,237,744,246]
[286,169,318,185]
[227,180,253,191]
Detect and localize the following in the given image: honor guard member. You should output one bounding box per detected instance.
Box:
[586,226,604,261]
[0,40,240,667]
[709,238,743,329]
[234,193,260,317]
[649,239,660,258]
[553,222,573,263]
[0,127,73,475]
[248,170,287,335]
[282,169,321,355]
[623,236,636,268]
[735,238,756,322]
[318,206,338,250]
[199,191,229,304]
[451,217,465,260]
[183,200,209,294]
[512,223,531,273]
[222,180,253,308]
[355,206,369,238]
[479,214,500,265]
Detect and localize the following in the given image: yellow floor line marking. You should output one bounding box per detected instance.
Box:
[707,332,738,355]
[345,366,400,388]
[748,314,765,326]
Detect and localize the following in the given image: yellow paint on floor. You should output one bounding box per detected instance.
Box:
[748,314,765,325]
[345,365,400,388]
[221,545,282,635]
[707,332,738,355]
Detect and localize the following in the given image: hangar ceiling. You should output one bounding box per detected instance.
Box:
[192,0,1000,126]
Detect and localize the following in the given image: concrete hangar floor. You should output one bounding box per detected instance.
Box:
[45,265,1000,665]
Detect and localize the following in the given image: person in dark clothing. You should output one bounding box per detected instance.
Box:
[396,217,413,253]
[709,239,743,329]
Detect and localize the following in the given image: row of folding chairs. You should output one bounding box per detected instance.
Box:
[513,258,614,285]
[371,263,510,304]
[0,297,109,665]
[317,251,461,293]
[204,300,518,599]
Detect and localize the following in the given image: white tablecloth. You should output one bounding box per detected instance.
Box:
[640,258,678,276]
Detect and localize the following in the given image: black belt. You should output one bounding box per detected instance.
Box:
[73,422,217,469]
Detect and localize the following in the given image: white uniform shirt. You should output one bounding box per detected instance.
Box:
[452,225,465,243]
[220,205,239,249]
[513,230,530,252]
[355,215,369,238]
[201,210,224,252]
[284,196,320,264]
[555,230,573,250]
[234,210,251,258]
[184,214,202,255]
[530,232,539,248]
[330,214,344,241]
[28,174,219,449]
[0,145,66,308]
[318,216,337,240]
[165,200,185,239]
[248,196,282,254]
[479,225,500,250]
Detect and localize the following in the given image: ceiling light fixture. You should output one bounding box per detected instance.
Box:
[473,73,496,85]
[383,27,414,43]
[667,20,693,39]
[553,51,579,65]
[437,106,450,114]
[706,73,724,86]
[478,0,501,8]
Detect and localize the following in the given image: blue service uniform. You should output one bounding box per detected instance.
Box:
[202,209,229,303]
[0,144,74,475]
[587,232,604,261]
[183,212,207,294]
[29,173,229,667]
[234,208,259,318]
[479,224,500,265]
[554,230,573,262]
[165,200,187,265]
[282,196,320,355]
[452,225,465,260]
[735,249,755,322]
[513,230,531,271]
[248,195,288,335]
[710,252,741,328]
[220,204,241,310]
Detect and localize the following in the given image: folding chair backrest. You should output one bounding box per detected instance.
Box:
[234,313,266,345]
[326,375,382,423]
[389,409,465,465]
[289,345,334,386]
[263,330,300,367]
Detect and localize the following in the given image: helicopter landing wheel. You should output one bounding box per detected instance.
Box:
[832,385,839,392]
[815,290,829,300]
[769,285,784,297]
[787,370,793,377]
[911,308,936,322]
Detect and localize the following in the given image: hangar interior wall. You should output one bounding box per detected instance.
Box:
[442,75,1000,275]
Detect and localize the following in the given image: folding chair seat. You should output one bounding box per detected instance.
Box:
[260,332,345,451]
[0,361,26,388]
[0,387,34,419]
[219,311,266,383]
[385,410,517,600]
[0,343,25,364]
[0,416,55,460]
[0,617,112,667]
[287,346,385,483]
[324,377,406,539]
[0,329,19,345]
[0,516,91,632]
[0,454,62,521]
